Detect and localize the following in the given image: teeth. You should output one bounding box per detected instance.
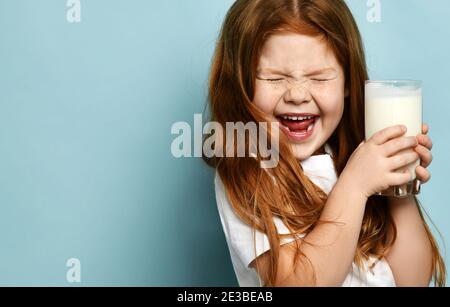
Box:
[281,115,315,121]
[307,123,314,132]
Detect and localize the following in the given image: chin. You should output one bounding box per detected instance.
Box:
[291,145,316,161]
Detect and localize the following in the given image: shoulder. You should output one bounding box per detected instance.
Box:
[214,170,236,220]
[214,170,226,202]
[214,170,222,189]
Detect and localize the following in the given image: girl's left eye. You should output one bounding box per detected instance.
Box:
[312,79,330,82]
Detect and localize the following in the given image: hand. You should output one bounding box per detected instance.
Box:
[340,125,420,199]
[414,123,433,183]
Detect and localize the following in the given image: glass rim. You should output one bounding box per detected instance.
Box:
[365,79,422,85]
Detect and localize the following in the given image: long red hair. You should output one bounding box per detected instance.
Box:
[203,0,446,286]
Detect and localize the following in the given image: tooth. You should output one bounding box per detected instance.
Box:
[307,123,313,132]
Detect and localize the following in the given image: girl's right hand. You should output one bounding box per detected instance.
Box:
[340,125,420,199]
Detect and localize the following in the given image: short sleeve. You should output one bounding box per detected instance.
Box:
[214,172,305,268]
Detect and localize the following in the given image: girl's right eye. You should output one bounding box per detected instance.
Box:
[256,76,285,84]
[266,78,284,83]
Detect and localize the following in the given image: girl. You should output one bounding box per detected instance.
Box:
[204,0,446,287]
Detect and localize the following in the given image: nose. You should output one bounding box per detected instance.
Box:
[283,81,313,105]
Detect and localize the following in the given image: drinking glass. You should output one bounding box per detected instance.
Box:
[365,80,422,198]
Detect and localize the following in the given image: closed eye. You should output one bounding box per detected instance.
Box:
[256,76,285,83]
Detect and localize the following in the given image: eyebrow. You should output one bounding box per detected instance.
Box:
[257,67,337,76]
[304,67,337,77]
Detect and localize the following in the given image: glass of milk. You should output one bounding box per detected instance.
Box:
[365,80,422,198]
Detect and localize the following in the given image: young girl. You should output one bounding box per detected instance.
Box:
[204,0,446,287]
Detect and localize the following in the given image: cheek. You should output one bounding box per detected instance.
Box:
[322,100,344,124]
[314,85,345,124]
[253,84,281,115]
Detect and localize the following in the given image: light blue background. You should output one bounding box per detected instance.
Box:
[0,0,448,286]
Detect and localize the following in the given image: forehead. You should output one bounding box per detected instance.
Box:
[258,32,340,74]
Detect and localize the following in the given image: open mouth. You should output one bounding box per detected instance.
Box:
[276,113,320,142]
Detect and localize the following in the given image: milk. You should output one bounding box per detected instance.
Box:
[365,82,422,180]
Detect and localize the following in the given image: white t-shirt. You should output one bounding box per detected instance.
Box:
[214,146,396,287]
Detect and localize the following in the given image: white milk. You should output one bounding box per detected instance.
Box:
[365,82,422,180]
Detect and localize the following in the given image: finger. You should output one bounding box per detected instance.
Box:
[389,171,414,186]
[383,136,418,157]
[422,123,429,135]
[416,165,431,183]
[370,125,407,146]
[417,134,433,150]
[388,150,420,170]
[414,144,433,168]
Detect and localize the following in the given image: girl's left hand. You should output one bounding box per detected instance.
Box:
[414,123,433,183]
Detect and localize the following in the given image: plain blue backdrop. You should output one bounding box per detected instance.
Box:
[0,0,448,286]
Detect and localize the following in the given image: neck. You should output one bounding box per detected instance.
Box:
[313,145,326,156]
